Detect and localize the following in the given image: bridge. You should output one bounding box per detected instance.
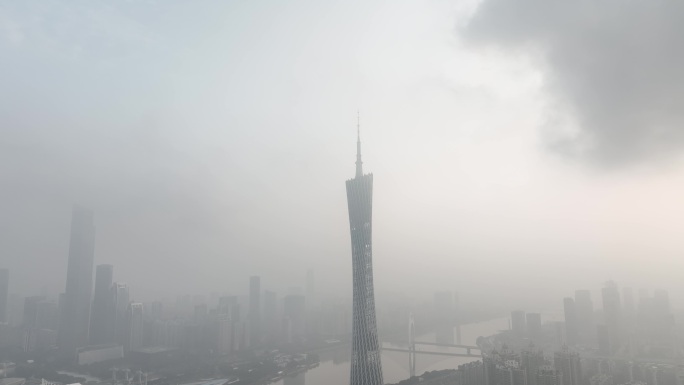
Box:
[381,314,482,378]
[382,346,481,358]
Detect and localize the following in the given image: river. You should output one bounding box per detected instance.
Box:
[273,317,511,385]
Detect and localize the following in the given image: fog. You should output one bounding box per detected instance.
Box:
[3,0,684,309]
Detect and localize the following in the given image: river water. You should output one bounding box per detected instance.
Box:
[274,317,510,385]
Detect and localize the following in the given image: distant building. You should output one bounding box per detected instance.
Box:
[602,282,622,354]
[590,374,613,385]
[521,346,545,385]
[511,311,526,337]
[216,316,233,354]
[90,264,114,345]
[263,290,278,343]
[526,313,542,342]
[76,344,123,365]
[563,298,578,345]
[112,282,130,346]
[58,206,96,357]
[538,366,563,385]
[22,296,44,329]
[574,290,594,344]
[554,347,581,385]
[283,294,306,344]
[35,300,58,330]
[128,303,144,351]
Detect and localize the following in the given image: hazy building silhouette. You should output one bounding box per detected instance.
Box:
[128,302,144,351]
[249,276,261,345]
[537,366,562,385]
[554,348,581,385]
[58,206,96,356]
[346,122,383,385]
[90,264,114,345]
[36,299,58,330]
[526,313,542,342]
[521,347,545,385]
[22,296,44,329]
[574,290,594,345]
[112,282,130,347]
[511,310,526,337]
[263,290,278,343]
[601,282,621,354]
[283,294,306,344]
[0,269,8,324]
[563,298,578,345]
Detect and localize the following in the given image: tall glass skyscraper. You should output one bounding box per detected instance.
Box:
[90,264,114,345]
[346,122,383,385]
[58,206,96,356]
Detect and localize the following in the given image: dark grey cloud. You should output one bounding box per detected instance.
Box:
[463,0,684,166]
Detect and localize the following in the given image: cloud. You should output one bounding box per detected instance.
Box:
[462,0,684,166]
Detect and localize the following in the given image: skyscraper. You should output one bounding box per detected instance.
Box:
[90,264,114,345]
[346,121,383,385]
[574,290,594,344]
[58,206,96,356]
[249,276,261,346]
[511,311,526,337]
[601,282,621,354]
[563,297,578,345]
[554,347,581,385]
[112,282,130,346]
[0,269,8,324]
[526,313,542,342]
[128,302,144,351]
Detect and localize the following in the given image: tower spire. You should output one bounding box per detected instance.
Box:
[355,111,363,178]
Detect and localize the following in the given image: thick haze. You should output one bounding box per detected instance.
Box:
[2,0,684,305]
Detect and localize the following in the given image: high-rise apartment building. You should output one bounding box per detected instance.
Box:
[554,348,581,385]
[346,122,383,385]
[58,206,96,356]
[537,366,563,385]
[521,347,545,385]
[90,264,114,345]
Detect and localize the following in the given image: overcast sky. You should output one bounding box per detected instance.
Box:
[2,0,684,305]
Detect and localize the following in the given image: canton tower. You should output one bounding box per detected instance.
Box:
[346,116,383,385]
